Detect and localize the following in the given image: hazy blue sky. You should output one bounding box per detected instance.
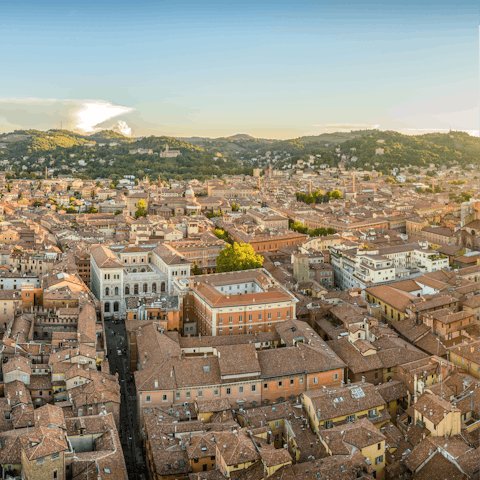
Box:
[0,0,478,138]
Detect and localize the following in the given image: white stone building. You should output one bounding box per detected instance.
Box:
[90,243,191,319]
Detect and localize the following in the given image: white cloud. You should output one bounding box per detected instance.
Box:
[0,98,134,134]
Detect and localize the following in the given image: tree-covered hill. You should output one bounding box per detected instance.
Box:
[184,130,375,157]
[338,130,479,171]
[0,129,251,182]
[0,128,477,181]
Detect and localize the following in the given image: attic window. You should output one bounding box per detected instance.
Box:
[104,468,111,473]
[203,365,210,372]
[201,446,207,451]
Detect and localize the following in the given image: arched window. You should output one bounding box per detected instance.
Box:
[105,287,109,296]
[161,282,166,292]
[143,283,148,293]
[114,287,119,296]
[104,302,110,313]
[125,285,130,295]
[152,283,157,293]
[134,284,139,294]
[113,302,119,312]
[141,268,146,272]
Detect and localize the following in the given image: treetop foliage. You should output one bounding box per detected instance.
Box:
[216,242,264,273]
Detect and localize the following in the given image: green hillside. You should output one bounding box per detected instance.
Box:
[0,129,250,182]
[338,130,479,171]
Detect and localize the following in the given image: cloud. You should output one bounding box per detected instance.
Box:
[0,98,134,134]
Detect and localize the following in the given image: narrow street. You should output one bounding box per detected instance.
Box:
[105,319,148,480]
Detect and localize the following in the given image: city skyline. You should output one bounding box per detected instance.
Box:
[0,0,478,138]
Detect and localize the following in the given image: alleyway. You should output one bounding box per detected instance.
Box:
[105,320,148,480]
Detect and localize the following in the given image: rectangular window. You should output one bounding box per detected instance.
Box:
[251,385,256,392]
[290,379,294,386]
[229,316,233,323]
[299,378,304,384]
[239,386,244,394]
[264,383,268,390]
[51,453,60,460]
[334,373,339,381]
[226,388,231,395]
[278,381,283,388]
[162,394,168,402]
[186,391,191,399]
[145,395,151,403]
[277,311,281,318]
[375,455,383,465]
[249,315,252,321]
[214,389,219,396]
[37,457,45,465]
[313,377,318,384]
[53,470,58,480]
[346,414,355,423]
[239,315,243,322]
[258,314,262,320]
[268,313,272,319]
[219,317,223,324]
[197,390,203,397]
[175,392,181,399]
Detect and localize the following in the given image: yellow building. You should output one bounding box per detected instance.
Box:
[302,382,389,435]
[448,340,480,379]
[404,392,461,437]
[213,429,291,478]
[365,285,415,322]
[194,398,231,424]
[319,418,386,480]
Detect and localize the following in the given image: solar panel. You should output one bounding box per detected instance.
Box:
[351,387,365,399]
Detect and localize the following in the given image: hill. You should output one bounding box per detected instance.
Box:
[0,129,250,182]
[337,130,479,171]
[0,128,477,182]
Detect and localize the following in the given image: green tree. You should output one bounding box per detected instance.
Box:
[214,228,229,241]
[216,243,264,273]
[329,190,342,199]
[192,261,204,275]
[88,206,98,213]
[114,209,122,215]
[135,199,148,218]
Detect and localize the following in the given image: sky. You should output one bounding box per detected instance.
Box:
[0,0,478,139]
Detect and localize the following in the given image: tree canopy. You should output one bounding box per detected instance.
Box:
[135,199,148,218]
[216,242,264,273]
